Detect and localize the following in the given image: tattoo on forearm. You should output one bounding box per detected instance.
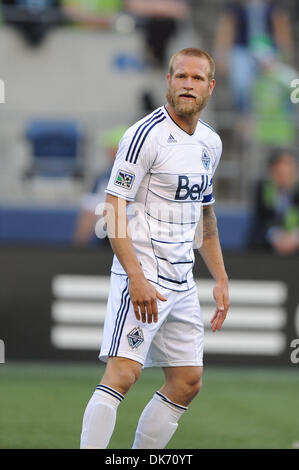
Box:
[203,206,218,239]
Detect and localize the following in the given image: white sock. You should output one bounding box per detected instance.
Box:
[132,391,187,449]
[80,384,124,449]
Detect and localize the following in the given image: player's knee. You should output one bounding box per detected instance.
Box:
[109,367,140,395]
[179,375,202,403]
[119,365,141,391]
[102,358,142,395]
[166,375,202,406]
[192,377,203,396]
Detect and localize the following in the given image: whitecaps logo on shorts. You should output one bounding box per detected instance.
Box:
[127,327,144,349]
[114,170,135,190]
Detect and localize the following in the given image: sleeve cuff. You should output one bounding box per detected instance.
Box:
[202,196,215,206]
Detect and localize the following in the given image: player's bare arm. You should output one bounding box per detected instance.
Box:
[104,194,167,324]
[197,204,229,332]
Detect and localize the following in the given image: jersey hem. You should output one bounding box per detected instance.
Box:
[110,269,197,293]
[111,270,128,277]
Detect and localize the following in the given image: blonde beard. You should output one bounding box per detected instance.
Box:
[166,87,210,116]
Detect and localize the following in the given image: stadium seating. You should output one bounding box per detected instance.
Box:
[25,119,84,179]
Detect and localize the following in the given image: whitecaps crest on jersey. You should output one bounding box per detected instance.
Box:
[201,148,211,170]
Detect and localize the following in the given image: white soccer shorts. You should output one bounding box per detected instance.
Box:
[99,273,204,367]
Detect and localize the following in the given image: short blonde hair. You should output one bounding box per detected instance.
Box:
[168,48,215,81]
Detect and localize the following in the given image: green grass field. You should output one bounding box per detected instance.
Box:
[0,362,298,449]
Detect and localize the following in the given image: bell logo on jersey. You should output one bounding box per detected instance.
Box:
[114,170,135,190]
[175,175,209,201]
[127,327,144,349]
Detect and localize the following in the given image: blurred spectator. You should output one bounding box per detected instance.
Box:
[249,148,299,254]
[214,1,294,117]
[126,0,190,112]
[1,0,65,46]
[62,0,123,29]
[73,126,126,246]
[127,0,189,68]
[252,56,297,146]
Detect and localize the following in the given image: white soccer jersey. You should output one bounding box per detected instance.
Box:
[105,106,222,291]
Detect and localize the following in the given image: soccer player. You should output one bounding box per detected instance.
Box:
[80,47,230,449]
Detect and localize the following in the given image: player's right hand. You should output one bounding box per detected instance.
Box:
[128,275,167,324]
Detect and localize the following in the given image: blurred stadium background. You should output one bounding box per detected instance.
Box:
[0,0,299,449]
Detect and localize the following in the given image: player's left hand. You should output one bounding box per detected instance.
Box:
[210,279,229,332]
